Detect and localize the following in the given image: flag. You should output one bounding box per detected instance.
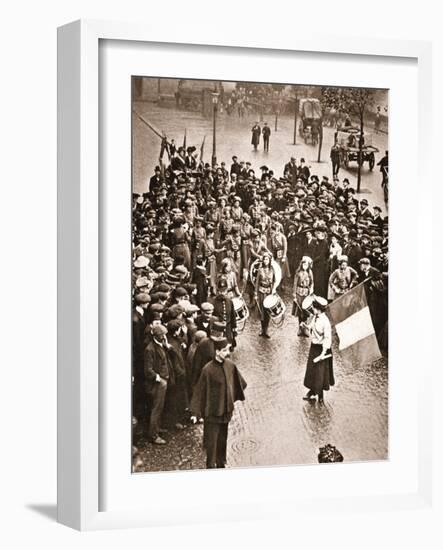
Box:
[159,137,169,177]
[327,282,381,366]
[200,135,206,163]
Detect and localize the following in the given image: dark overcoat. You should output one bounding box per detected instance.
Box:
[312,239,330,298]
[191,338,215,388]
[251,125,261,146]
[190,359,247,419]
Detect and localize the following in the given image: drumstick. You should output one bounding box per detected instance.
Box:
[313,353,332,363]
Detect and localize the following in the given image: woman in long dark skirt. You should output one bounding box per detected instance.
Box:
[301,295,335,405]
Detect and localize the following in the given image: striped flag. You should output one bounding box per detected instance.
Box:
[327,282,381,366]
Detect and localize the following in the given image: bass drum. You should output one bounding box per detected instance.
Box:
[249,258,282,288]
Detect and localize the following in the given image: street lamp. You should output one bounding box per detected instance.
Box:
[211,91,219,167]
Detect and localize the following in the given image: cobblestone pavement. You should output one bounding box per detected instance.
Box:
[134,286,388,473]
[133,101,388,212]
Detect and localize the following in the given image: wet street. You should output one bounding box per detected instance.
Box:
[133,101,388,211]
[133,101,388,472]
[135,287,388,472]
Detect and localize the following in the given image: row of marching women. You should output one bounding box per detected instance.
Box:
[132,144,388,447]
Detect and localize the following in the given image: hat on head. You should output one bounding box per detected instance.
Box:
[194,330,207,343]
[174,286,188,297]
[167,304,185,319]
[151,324,167,339]
[358,257,371,265]
[338,255,349,264]
[167,319,183,334]
[184,303,200,315]
[135,276,151,288]
[312,295,328,311]
[134,256,149,269]
[201,302,214,313]
[135,293,151,305]
[149,303,164,313]
[155,283,171,294]
[210,321,227,341]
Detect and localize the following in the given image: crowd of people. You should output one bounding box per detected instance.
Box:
[132,142,389,458]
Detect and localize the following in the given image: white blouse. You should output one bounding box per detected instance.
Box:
[310,313,332,351]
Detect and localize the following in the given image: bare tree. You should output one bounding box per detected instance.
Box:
[321,87,375,192]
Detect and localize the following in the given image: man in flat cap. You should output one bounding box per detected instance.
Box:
[144,324,174,445]
[195,301,215,336]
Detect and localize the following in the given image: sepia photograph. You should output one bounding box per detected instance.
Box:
[131,77,389,473]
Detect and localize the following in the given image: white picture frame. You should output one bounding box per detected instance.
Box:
[57,19,433,531]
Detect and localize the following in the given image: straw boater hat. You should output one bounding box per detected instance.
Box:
[134,255,149,269]
[302,294,328,311]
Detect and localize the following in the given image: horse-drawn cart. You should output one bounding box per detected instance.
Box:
[335,127,378,170]
[298,98,322,145]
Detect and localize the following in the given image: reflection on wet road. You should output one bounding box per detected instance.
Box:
[136,288,388,472]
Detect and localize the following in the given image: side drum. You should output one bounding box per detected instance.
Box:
[263,293,286,325]
[232,296,249,333]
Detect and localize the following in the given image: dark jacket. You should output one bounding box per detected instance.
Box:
[211,294,237,343]
[191,337,215,388]
[230,162,242,176]
[284,161,298,182]
[251,125,261,146]
[190,359,247,419]
[192,266,209,306]
[195,314,216,336]
[343,241,363,269]
[143,340,174,391]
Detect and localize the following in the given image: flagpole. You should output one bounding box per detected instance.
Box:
[132,110,165,140]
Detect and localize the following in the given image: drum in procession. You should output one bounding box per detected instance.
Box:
[263,293,286,325]
[232,295,249,333]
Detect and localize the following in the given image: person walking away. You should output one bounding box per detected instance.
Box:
[190,339,247,469]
